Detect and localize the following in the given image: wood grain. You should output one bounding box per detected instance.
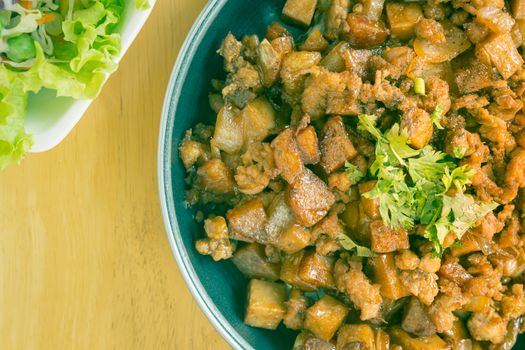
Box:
[0,1,229,349]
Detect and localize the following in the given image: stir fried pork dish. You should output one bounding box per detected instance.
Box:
[178,0,525,348]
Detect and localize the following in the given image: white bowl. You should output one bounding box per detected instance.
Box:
[26,1,156,153]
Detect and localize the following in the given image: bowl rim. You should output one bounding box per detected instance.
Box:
[157,1,251,349]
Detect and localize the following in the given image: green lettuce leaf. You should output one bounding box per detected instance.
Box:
[0,0,125,169]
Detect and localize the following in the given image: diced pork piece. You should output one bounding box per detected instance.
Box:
[272,128,305,184]
[438,259,472,285]
[320,42,348,72]
[195,238,236,261]
[476,33,523,79]
[235,165,270,195]
[288,169,336,227]
[197,159,235,193]
[284,288,310,330]
[231,243,281,281]
[476,6,515,34]
[467,307,507,344]
[212,103,243,154]
[369,220,410,253]
[299,251,335,288]
[401,297,437,337]
[281,250,317,291]
[276,224,312,254]
[418,253,441,273]
[244,279,287,330]
[304,296,349,341]
[227,198,269,242]
[381,46,415,79]
[267,21,291,40]
[505,149,525,190]
[328,172,352,192]
[334,258,382,320]
[296,126,321,164]
[282,0,318,28]
[179,130,208,169]
[300,27,329,52]
[281,51,322,101]
[302,69,346,119]
[395,250,420,270]
[325,72,363,116]
[370,253,410,300]
[320,116,358,174]
[400,107,433,149]
[415,18,445,44]
[257,39,281,87]
[454,57,495,94]
[218,33,242,73]
[465,22,490,44]
[343,13,389,49]
[337,324,376,350]
[265,193,296,244]
[388,326,449,350]
[294,332,336,350]
[204,216,229,239]
[400,269,439,305]
[386,3,423,41]
[501,284,525,319]
[343,48,373,78]
[325,0,350,40]
[413,23,471,63]
[241,97,276,144]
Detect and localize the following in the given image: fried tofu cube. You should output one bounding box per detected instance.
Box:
[299,251,335,288]
[370,253,410,300]
[282,0,318,28]
[370,220,410,253]
[300,27,329,52]
[296,126,321,165]
[304,295,349,341]
[244,279,287,330]
[337,324,376,350]
[476,33,523,79]
[232,243,281,281]
[227,198,269,243]
[197,159,235,193]
[288,168,336,227]
[276,224,312,255]
[281,250,317,291]
[386,3,423,40]
[272,128,305,184]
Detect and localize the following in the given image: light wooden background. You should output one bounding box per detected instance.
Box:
[0,1,230,349]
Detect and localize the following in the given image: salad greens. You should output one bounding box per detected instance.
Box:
[0,0,147,170]
[357,114,498,255]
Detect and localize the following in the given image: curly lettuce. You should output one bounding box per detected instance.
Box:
[0,0,130,169]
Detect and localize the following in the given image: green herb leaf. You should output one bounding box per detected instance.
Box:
[452,147,466,159]
[337,233,376,257]
[357,114,384,141]
[344,161,365,185]
[430,103,444,130]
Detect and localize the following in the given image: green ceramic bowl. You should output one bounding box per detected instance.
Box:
[158,1,525,349]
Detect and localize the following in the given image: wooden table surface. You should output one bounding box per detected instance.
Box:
[0,1,229,349]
